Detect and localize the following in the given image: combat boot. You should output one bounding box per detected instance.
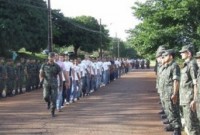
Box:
[161,114,167,119]
[163,119,169,124]
[172,128,181,135]
[165,124,174,131]
[47,101,50,110]
[51,109,55,117]
[158,110,165,114]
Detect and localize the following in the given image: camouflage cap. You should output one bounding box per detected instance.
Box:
[194,51,200,58]
[162,49,175,56]
[179,45,194,53]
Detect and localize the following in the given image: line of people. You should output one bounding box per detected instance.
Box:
[0,58,42,97]
[39,53,132,117]
[155,44,200,135]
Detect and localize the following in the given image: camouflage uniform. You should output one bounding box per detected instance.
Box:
[40,54,61,116]
[0,58,6,96]
[179,45,200,135]
[5,60,16,96]
[194,52,200,128]
[25,59,32,91]
[162,50,181,133]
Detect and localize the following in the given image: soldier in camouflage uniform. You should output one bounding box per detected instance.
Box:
[39,52,62,117]
[161,49,181,135]
[32,59,38,90]
[155,46,166,114]
[5,59,16,96]
[179,45,200,135]
[25,59,32,91]
[0,57,6,97]
[194,52,200,128]
[15,61,21,94]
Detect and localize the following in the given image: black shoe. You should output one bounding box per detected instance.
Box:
[47,102,50,110]
[161,114,167,119]
[163,119,170,124]
[172,128,181,135]
[165,124,174,131]
[158,110,165,114]
[51,110,55,117]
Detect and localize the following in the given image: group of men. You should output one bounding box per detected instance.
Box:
[39,52,132,117]
[156,44,200,135]
[0,57,42,97]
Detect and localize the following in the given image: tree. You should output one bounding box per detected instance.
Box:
[128,0,200,59]
[0,0,48,56]
[52,13,110,57]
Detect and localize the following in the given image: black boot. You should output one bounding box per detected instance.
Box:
[172,128,181,135]
[161,114,167,119]
[47,101,50,110]
[163,119,169,124]
[158,110,165,114]
[165,124,174,131]
[51,109,55,117]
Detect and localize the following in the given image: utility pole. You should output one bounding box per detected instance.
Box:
[99,19,103,59]
[47,0,53,52]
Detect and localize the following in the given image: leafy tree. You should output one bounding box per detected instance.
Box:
[52,13,110,57]
[128,0,200,59]
[0,0,48,56]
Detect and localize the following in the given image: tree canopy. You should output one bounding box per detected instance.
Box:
[128,0,200,59]
[0,0,48,56]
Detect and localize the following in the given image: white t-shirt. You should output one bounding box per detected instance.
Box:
[62,61,73,81]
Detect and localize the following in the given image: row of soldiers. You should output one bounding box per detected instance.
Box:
[0,57,42,97]
[155,44,200,135]
[131,59,150,69]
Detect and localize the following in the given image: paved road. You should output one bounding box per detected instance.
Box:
[0,69,182,135]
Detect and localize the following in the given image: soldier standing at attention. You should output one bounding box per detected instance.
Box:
[179,45,200,135]
[39,52,62,117]
[161,49,181,135]
[5,59,16,96]
[194,51,200,128]
[0,57,6,97]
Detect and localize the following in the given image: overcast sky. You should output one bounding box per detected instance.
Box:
[50,0,146,41]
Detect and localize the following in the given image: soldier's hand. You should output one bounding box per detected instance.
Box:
[171,94,177,104]
[190,100,196,112]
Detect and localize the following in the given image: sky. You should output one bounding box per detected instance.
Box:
[50,0,145,41]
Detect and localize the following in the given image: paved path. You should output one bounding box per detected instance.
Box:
[0,69,183,135]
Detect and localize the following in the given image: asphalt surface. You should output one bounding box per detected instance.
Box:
[0,69,185,135]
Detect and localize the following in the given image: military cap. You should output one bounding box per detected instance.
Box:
[194,51,200,58]
[179,44,194,53]
[48,52,55,58]
[162,49,175,56]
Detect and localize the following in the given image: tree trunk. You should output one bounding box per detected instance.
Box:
[74,46,79,58]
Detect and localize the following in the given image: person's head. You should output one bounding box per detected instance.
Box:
[54,53,59,61]
[48,52,55,63]
[59,53,64,62]
[162,49,175,64]
[0,57,4,64]
[179,45,194,60]
[195,51,200,67]
[73,59,77,65]
[20,57,25,63]
[64,54,69,61]
[156,50,165,64]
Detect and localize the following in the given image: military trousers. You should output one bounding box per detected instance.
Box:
[43,84,58,111]
[0,79,5,96]
[164,98,181,129]
[182,104,200,135]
